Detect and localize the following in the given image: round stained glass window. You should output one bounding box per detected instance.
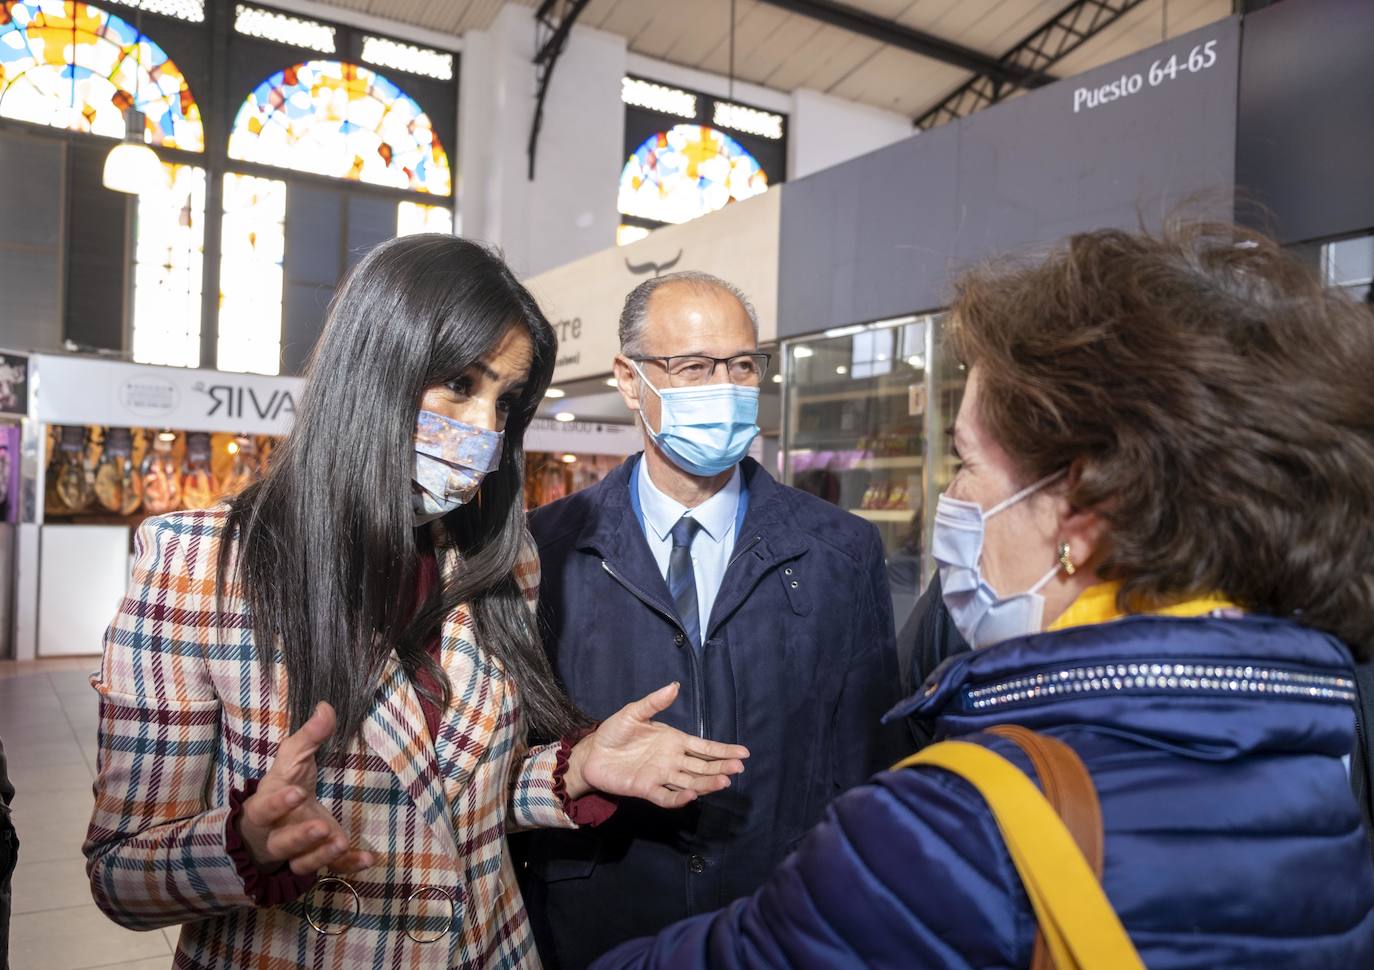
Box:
[0,1,203,150]
[618,124,768,225]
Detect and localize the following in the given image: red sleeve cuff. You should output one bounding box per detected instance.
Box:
[553,727,619,828]
[226,778,319,906]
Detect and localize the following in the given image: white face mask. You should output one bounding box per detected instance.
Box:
[932,471,1065,649]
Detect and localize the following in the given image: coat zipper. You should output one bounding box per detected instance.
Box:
[699,534,765,642]
[1355,684,1373,827]
[601,559,706,738]
[725,534,763,575]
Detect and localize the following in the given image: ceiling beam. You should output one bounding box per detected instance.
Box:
[914,0,1148,130]
[528,0,593,179]
[754,0,1055,89]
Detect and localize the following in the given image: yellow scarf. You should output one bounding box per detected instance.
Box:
[1047,581,1237,632]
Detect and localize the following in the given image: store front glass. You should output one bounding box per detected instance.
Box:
[781,314,965,632]
[1323,234,1374,303]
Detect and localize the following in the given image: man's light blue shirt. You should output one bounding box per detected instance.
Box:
[635,460,742,638]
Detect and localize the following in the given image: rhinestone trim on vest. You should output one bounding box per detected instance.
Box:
[964,662,1356,711]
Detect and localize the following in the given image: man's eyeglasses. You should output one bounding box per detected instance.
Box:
[630,353,772,388]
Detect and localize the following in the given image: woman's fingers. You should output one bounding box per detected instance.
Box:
[669,770,733,794]
[264,817,336,864]
[331,849,378,876]
[289,833,352,877]
[270,702,337,779]
[626,682,681,722]
[680,756,746,777]
[241,785,306,831]
[683,738,750,763]
[647,787,700,810]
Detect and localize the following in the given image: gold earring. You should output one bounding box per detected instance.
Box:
[1057,541,1076,576]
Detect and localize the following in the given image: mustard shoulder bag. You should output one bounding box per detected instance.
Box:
[894,726,1145,970]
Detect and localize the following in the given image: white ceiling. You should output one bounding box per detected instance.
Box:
[308,0,1231,118]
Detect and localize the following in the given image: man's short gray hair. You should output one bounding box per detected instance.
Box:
[618,271,760,357]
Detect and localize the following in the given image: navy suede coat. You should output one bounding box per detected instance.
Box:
[516,456,909,969]
[595,613,1374,969]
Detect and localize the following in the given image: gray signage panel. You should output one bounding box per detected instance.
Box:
[778,18,1240,338]
[1236,0,1374,244]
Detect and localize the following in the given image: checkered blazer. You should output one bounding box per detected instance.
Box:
[84,506,578,969]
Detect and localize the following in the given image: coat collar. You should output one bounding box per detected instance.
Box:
[887,613,1359,760]
[359,654,461,861]
[576,455,806,563]
[356,521,506,862]
[574,456,809,637]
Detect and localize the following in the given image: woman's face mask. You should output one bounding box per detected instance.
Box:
[932,472,1065,649]
[411,410,503,525]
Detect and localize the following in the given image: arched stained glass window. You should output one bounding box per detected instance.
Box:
[618,124,768,226]
[133,161,206,369]
[228,60,451,196]
[0,1,203,150]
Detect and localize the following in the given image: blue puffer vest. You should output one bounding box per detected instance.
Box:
[595,613,1374,969]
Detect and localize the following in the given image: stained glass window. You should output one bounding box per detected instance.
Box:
[228,60,451,196]
[618,125,767,226]
[132,162,205,368]
[396,200,452,236]
[218,173,285,376]
[0,1,203,150]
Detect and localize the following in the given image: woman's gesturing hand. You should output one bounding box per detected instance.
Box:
[564,683,750,810]
[236,702,377,877]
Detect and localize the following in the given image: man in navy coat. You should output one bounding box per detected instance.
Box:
[517,271,907,968]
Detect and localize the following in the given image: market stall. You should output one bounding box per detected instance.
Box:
[10,354,300,660]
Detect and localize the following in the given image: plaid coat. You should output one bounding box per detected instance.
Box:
[84,507,578,969]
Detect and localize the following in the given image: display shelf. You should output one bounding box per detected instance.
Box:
[849,456,921,471]
[849,508,916,523]
[790,385,912,405]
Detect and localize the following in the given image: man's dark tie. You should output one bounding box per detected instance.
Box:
[668,516,703,649]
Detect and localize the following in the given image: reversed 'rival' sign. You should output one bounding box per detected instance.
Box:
[33,355,304,436]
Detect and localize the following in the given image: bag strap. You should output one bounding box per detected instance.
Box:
[986,726,1103,970]
[894,740,1145,970]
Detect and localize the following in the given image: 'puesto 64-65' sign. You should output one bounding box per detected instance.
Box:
[34,355,303,435]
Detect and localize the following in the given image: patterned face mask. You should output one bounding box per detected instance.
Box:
[411,410,504,525]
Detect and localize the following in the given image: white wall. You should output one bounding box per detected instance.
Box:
[457,5,918,277]
[459,6,626,278]
[787,87,913,180]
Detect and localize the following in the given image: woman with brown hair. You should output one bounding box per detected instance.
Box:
[594,221,1374,969]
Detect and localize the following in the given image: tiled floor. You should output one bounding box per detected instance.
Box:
[2,658,178,970]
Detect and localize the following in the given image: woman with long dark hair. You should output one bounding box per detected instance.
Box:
[83,235,748,969]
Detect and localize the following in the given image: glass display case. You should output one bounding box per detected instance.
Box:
[781,313,966,632]
[42,425,280,525]
[1322,233,1374,303]
[526,452,625,509]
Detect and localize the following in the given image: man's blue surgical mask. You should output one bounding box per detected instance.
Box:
[630,360,760,478]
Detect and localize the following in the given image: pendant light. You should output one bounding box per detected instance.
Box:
[103,106,162,195]
[102,12,160,197]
